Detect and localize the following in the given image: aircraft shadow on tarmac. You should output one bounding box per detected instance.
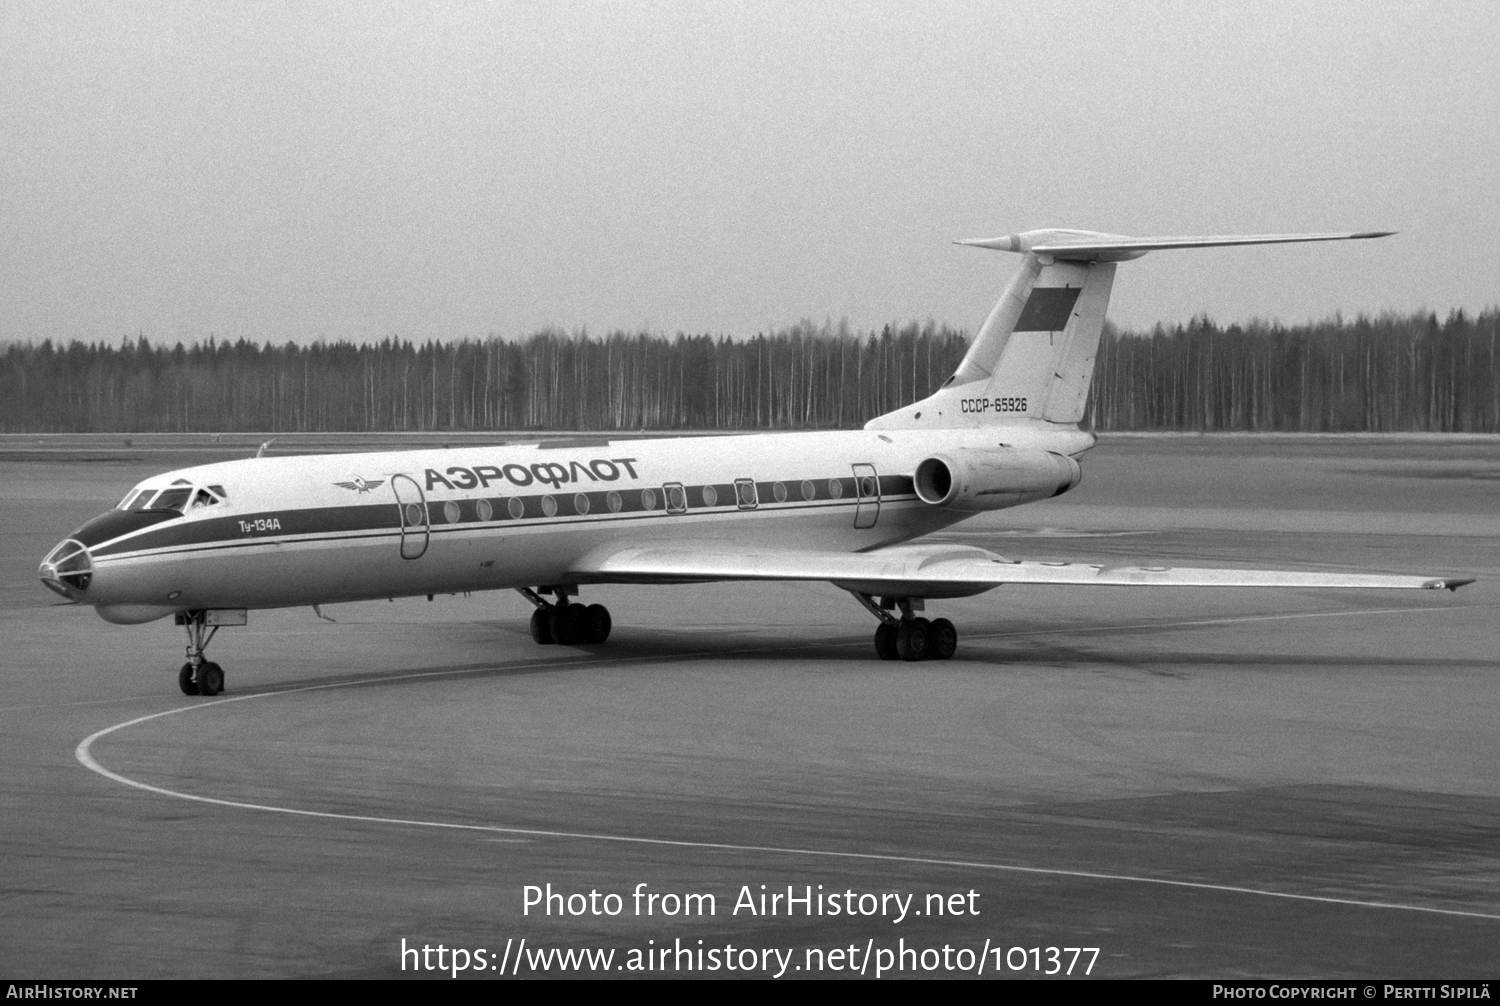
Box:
[206,616,1499,699]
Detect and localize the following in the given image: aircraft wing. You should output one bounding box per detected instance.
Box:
[570,544,1472,596]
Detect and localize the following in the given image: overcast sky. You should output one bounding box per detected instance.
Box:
[3,1,1497,345]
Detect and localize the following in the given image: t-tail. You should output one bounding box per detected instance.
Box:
[865,228,1393,436]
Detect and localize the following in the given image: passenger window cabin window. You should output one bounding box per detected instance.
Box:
[735,479,758,509]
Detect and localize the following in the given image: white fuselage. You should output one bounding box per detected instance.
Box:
[48,425,1090,623]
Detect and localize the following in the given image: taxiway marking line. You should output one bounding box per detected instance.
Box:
[74,611,1500,926]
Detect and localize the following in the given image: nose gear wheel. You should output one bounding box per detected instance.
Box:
[196,661,225,696]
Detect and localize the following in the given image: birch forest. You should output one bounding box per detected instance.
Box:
[2,311,1496,433]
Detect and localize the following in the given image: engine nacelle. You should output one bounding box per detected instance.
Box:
[913,448,1081,512]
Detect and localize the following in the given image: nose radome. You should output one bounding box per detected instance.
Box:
[39,539,93,598]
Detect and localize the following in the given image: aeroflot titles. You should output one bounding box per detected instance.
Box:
[424,457,641,493]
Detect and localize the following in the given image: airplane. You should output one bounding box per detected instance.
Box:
[39,228,1473,697]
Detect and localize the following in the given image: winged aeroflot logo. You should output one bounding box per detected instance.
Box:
[333,475,386,494]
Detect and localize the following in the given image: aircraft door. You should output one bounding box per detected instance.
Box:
[391,474,430,560]
[852,463,880,529]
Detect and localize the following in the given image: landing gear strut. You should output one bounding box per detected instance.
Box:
[517,586,612,647]
[852,593,957,662]
[175,610,226,696]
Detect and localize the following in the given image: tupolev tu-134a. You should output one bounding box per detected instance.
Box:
[40,229,1473,696]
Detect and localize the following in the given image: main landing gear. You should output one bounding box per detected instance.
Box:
[853,593,958,662]
[518,586,612,647]
[175,610,226,696]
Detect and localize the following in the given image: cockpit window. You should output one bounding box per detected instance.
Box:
[120,489,155,511]
[117,482,229,515]
[148,488,193,514]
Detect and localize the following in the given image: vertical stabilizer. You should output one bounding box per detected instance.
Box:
[865,250,1115,431]
[967,258,1115,424]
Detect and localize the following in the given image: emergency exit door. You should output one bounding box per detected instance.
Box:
[391,474,429,559]
[852,463,880,529]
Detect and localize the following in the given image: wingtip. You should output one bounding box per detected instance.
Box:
[1351,230,1397,240]
[955,236,1020,252]
[1425,577,1475,592]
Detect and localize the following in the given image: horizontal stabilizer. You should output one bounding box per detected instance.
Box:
[956,229,1394,262]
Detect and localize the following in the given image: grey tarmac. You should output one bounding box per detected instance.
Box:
[2,433,1497,978]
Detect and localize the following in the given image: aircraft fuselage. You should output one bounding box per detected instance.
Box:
[44,425,1091,624]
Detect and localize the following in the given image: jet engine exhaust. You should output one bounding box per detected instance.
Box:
[914,448,1080,511]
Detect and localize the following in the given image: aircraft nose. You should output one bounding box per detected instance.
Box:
[39,538,93,598]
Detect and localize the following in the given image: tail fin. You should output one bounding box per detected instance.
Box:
[865,228,1392,432]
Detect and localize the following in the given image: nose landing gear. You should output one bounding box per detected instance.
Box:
[175,610,226,696]
[178,660,225,696]
[518,586,612,647]
[853,593,957,662]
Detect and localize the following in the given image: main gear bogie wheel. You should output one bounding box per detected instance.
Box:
[873,622,899,660]
[529,607,556,644]
[583,603,612,644]
[927,617,958,660]
[552,604,587,646]
[895,618,930,662]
